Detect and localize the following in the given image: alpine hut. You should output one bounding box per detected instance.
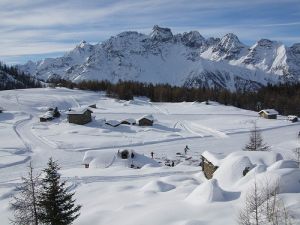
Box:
[120,118,136,125]
[138,114,154,126]
[67,107,93,125]
[258,109,278,119]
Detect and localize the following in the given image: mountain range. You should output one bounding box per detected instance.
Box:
[18,25,300,91]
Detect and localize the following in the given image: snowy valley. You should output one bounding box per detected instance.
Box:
[0,87,299,225]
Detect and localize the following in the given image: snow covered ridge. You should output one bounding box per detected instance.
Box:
[18,25,300,91]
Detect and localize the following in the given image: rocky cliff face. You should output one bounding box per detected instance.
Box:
[19,25,300,91]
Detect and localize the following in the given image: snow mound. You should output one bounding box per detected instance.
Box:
[141,180,176,193]
[214,155,253,188]
[83,149,160,168]
[185,179,233,204]
[214,151,283,188]
[267,160,299,171]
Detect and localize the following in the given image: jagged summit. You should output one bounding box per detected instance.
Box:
[18,25,300,92]
[150,25,173,42]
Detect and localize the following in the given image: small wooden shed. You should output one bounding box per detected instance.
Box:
[138,114,154,126]
[67,108,93,125]
[258,109,278,119]
[0,107,3,113]
[201,151,223,179]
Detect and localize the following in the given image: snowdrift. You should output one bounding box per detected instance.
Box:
[141,180,176,193]
[83,149,160,168]
[185,179,238,204]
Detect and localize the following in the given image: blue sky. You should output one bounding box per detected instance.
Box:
[1,0,300,64]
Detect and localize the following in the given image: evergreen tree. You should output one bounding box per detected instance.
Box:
[38,158,81,225]
[244,122,269,151]
[10,162,40,225]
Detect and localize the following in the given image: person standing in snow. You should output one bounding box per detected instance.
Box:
[184,145,189,154]
[150,152,154,159]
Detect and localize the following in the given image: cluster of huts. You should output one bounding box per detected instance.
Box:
[39,103,155,127]
[105,114,154,127]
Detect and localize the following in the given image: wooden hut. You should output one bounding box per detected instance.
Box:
[258,109,278,119]
[201,151,223,179]
[67,108,92,125]
[138,114,154,126]
[0,107,3,113]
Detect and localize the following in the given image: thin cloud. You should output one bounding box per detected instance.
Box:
[0,0,299,63]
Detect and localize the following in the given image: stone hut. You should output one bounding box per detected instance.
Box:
[67,108,92,125]
[138,114,154,126]
[201,151,223,179]
[258,109,278,119]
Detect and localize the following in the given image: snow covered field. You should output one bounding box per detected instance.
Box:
[0,87,299,224]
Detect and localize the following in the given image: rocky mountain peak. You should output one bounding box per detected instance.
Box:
[290,43,300,54]
[150,25,173,42]
[181,31,205,48]
[256,39,277,49]
[17,26,300,92]
[219,33,244,49]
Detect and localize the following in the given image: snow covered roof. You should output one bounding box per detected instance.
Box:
[83,149,160,168]
[201,151,225,166]
[105,120,121,127]
[121,118,136,124]
[287,115,298,120]
[66,107,92,115]
[259,109,278,115]
[40,110,54,119]
[138,114,154,121]
[228,151,282,167]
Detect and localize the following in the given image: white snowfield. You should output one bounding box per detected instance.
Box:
[0,87,300,225]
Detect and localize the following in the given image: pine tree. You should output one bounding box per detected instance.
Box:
[10,162,40,225]
[244,122,269,151]
[38,158,81,225]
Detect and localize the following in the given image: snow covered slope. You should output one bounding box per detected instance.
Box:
[0,88,300,225]
[19,26,300,91]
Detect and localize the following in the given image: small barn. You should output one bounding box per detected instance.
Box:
[258,109,278,119]
[67,108,92,125]
[120,118,136,125]
[105,120,121,127]
[288,115,298,123]
[138,114,154,126]
[201,151,223,179]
